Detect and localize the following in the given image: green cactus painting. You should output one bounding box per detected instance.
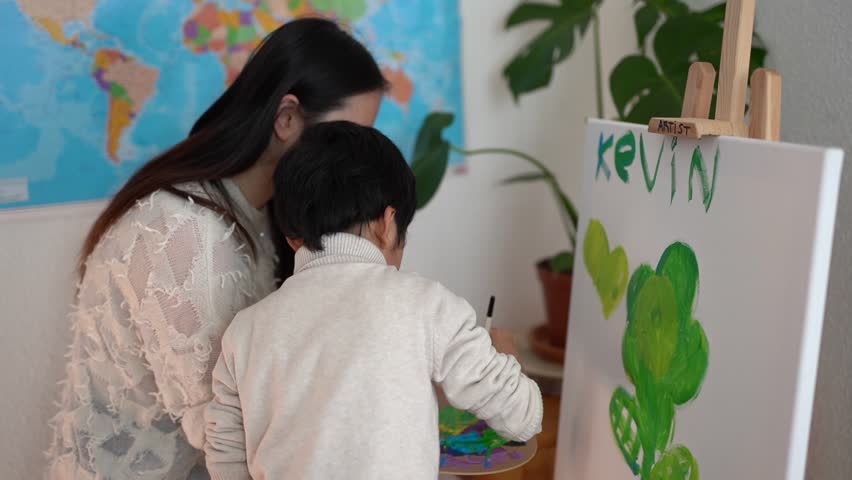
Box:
[609,240,709,480]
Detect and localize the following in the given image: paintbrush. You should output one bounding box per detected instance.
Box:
[485,295,495,331]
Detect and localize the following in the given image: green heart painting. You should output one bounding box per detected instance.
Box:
[583,219,629,318]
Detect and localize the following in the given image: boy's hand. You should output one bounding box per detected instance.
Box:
[490,328,523,368]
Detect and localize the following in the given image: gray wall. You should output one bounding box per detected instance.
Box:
[667,0,851,476]
[757,1,852,478]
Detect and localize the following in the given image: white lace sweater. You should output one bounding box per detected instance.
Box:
[46,180,277,479]
[204,234,543,480]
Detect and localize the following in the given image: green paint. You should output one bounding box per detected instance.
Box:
[610,240,708,480]
[439,406,511,460]
[595,130,719,213]
[610,386,641,474]
[670,138,678,204]
[597,133,613,180]
[310,0,368,21]
[688,146,720,213]
[439,407,478,435]
[583,219,629,319]
[444,427,507,454]
[226,26,239,46]
[615,131,636,182]
[196,25,212,46]
[650,446,699,480]
[236,25,257,44]
[288,0,304,9]
[632,276,678,380]
[639,133,665,192]
[109,82,130,103]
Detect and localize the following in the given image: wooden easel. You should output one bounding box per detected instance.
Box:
[648,0,781,141]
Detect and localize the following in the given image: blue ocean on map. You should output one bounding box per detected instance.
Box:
[0,0,464,209]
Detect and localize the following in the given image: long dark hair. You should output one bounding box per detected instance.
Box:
[79,17,387,278]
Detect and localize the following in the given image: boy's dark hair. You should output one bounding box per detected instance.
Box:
[273,121,416,251]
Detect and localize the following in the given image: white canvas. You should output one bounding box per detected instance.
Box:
[555,120,843,480]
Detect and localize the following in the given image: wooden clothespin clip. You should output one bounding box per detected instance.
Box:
[648,0,782,141]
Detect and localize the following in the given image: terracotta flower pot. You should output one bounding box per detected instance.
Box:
[536,259,572,348]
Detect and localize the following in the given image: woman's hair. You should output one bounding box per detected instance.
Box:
[78,17,387,276]
[273,121,416,251]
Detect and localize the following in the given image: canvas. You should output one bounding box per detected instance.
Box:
[555,119,843,480]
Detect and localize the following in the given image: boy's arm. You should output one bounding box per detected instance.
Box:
[204,331,251,480]
[431,289,543,442]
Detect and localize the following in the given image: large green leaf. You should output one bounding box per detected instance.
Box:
[610,55,681,123]
[644,0,689,16]
[634,4,660,51]
[411,112,454,210]
[610,4,768,124]
[549,250,575,274]
[502,0,601,100]
[697,2,726,22]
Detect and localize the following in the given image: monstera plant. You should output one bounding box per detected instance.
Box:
[503,0,767,121]
[410,0,767,354]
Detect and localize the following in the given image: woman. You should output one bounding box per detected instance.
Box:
[46,18,387,479]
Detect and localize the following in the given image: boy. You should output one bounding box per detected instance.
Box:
[204,121,543,480]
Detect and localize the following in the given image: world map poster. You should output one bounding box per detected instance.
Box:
[0,0,464,209]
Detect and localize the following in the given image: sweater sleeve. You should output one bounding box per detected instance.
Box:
[204,329,251,480]
[125,205,255,450]
[430,288,543,442]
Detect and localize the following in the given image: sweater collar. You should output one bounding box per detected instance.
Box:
[294,233,387,273]
[222,178,268,236]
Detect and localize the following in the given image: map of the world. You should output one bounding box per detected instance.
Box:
[0,0,463,209]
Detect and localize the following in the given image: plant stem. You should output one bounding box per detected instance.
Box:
[449,145,577,250]
[450,146,557,180]
[593,10,604,120]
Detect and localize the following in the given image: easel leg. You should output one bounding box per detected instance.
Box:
[715,0,756,136]
[748,68,782,141]
[681,62,716,119]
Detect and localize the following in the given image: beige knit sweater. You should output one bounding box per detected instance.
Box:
[204,233,543,480]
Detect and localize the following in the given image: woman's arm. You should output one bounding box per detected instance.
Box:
[125,207,256,450]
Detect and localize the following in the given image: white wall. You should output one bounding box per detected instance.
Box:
[0,202,105,479]
[754,1,852,478]
[0,2,635,476]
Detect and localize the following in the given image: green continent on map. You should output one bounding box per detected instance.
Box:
[181,0,413,107]
[17,0,160,164]
[4,0,459,209]
[183,1,370,85]
[92,50,159,162]
[309,0,368,20]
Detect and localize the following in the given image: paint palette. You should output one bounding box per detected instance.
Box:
[438,407,538,475]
